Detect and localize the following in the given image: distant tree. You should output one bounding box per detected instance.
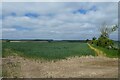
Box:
[90,22,118,49]
[96,22,118,48]
[92,37,97,40]
[86,39,89,42]
[6,40,10,42]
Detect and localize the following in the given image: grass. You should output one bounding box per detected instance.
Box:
[2,42,95,60]
[91,44,118,58]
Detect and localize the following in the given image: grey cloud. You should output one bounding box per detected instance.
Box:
[2,2,118,40]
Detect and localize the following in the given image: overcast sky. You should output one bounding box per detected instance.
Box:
[1,2,118,40]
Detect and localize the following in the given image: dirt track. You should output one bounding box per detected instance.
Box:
[2,56,118,78]
[88,44,105,56]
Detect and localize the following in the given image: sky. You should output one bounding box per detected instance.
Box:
[1,2,118,40]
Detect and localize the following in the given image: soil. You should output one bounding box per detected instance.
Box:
[2,55,118,78]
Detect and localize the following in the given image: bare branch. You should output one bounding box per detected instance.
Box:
[99,22,118,38]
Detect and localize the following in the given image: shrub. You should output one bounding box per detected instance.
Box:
[86,39,89,42]
[92,35,114,48]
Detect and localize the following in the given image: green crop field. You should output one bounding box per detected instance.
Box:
[2,42,95,60]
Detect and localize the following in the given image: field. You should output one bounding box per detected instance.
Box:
[2,42,95,60]
[2,41,118,78]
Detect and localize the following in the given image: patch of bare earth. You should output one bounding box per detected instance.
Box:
[2,56,118,78]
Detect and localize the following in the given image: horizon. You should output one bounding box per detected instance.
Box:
[1,38,119,41]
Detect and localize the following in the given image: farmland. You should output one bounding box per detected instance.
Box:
[2,41,118,78]
[2,42,95,60]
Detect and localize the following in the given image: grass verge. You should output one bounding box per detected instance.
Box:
[91,44,118,58]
